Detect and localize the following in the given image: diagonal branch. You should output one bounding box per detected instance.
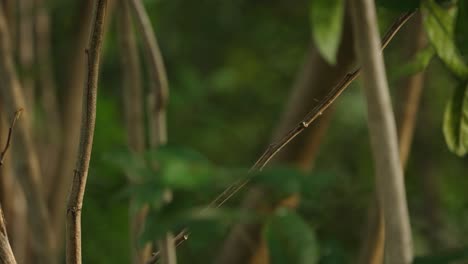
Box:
[0,110,20,264]
[0,109,23,166]
[146,10,415,264]
[65,1,108,263]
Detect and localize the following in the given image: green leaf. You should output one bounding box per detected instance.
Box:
[443,81,468,156]
[413,248,468,263]
[455,0,468,61]
[309,0,344,65]
[422,0,468,78]
[392,46,435,79]
[253,166,304,201]
[265,208,319,264]
[147,145,216,189]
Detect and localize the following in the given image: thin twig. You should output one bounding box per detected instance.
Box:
[0,109,23,166]
[0,111,19,264]
[65,1,107,264]
[145,10,415,264]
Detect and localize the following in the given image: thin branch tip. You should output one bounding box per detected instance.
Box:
[0,108,24,166]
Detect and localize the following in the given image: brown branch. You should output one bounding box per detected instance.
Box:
[220,12,357,264]
[129,0,169,146]
[128,0,175,263]
[0,4,55,263]
[65,1,107,263]
[117,0,151,262]
[0,110,18,264]
[350,0,413,262]
[146,10,415,264]
[0,109,23,166]
[0,206,16,264]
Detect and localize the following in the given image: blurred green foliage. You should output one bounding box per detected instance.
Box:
[46,0,468,263]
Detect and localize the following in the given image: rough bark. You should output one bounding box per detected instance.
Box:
[359,14,426,264]
[0,5,55,263]
[215,14,356,264]
[350,0,413,263]
[65,1,107,263]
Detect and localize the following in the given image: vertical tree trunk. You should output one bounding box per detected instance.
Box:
[359,14,426,264]
[65,1,108,263]
[350,0,413,263]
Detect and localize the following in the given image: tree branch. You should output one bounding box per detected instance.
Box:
[65,1,107,263]
[0,109,23,166]
[128,0,175,263]
[0,4,55,263]
[129,0,169,146]
[350,0,413,263]
[146,10,415,264]
[0,110,20,264]
[117,0,151,262]
[0,206,16,264]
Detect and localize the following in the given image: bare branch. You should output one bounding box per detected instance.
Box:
[350,0,413,262]
[146,10,416,264]
[0,206,16,264]
[0,110,18,264]
[0,4,55,263]
[128,0,175,263]
[129,0,169,146]
[0,109,23,166]
[65,1,108,263]
[117,0,151,262]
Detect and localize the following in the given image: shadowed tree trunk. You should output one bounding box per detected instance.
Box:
[215,12,356,264]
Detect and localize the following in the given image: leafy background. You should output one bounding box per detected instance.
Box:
[46,0,468,263]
